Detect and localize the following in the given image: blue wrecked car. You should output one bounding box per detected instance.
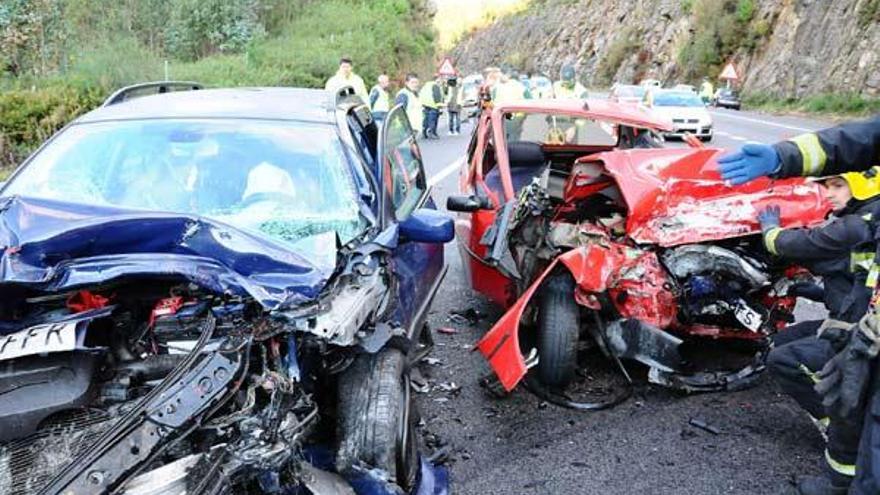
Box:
[0,82,451,495]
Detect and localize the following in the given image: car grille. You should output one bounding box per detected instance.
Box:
[0,408,112,495]
[672,119,700,124]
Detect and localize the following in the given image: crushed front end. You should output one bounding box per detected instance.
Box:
[476,149,828,397]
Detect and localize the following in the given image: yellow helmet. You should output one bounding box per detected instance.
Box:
[841,166,880,201]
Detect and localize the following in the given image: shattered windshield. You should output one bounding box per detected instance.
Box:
[3,119,366,250]
[503,112,617,146]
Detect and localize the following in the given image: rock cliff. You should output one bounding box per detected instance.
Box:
[450,0,880,97]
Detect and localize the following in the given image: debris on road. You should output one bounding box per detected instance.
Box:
[437,326,460,335]
[448,307,482,325]
[688,417,721,435]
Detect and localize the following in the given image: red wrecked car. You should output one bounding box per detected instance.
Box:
[447,98,831,404]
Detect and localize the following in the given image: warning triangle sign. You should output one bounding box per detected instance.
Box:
[719,63,739,80]
[437,57,457,77]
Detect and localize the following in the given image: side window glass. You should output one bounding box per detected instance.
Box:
[383,110,425,219]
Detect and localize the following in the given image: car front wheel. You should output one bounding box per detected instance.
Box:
[336,347,419,490]
[536,273,581,387]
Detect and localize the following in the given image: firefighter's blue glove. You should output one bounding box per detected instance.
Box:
[815,326,875,419]
[757,205,781,233]
[716,143,780,185]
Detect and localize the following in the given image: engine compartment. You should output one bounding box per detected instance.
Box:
[0,277,410,495]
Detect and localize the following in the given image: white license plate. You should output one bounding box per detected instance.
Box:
[734,300,763,332]
[0,321,78,361]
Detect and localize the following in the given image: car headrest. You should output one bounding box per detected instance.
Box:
[507,141,545,169]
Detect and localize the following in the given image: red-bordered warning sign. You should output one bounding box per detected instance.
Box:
[437,57,458,77]
[719,62,739,80]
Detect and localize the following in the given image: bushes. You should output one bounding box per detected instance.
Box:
[677,0,765,81]
[0,84,105,170]
[859,0,880,27]
[598,28,642,85]
[0,0,435,172]
[742,92,880,116]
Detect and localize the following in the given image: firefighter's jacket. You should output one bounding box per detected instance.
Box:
[763,198,880,322]
[773,115,880,179]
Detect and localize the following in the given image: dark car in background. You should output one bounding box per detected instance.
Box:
[713,88,742,110]
[0,83,452,495]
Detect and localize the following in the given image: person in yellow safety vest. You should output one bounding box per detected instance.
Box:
[419,75,443,139]
[552,64,588,99]
[492,70,528,105]
[324,57,368,102]
[369,74,391,120]
[699,77,714,104]
[394,73,423,135]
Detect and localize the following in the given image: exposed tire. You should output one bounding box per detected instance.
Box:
[336,348,418,490]
[536,273,581,387]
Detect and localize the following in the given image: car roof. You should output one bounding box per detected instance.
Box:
[76,87,337,124]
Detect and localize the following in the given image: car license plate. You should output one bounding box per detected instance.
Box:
[734,300,763,332]
[0,321,78,361]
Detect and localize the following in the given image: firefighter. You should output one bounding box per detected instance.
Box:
[419,74,443,139]
[395,73,423,135]
[717,115,880,495]
[761,169,880,495]
[552,64,588,99]
[369,74,391,120]
[324,57,368,102]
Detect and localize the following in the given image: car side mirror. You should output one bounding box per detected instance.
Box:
[446,195,493,212]
[399,208,454,243]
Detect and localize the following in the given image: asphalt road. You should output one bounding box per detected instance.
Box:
[414,105,836,495]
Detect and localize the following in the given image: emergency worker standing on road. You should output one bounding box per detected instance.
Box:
[717,115,880,495]
[419,74,443,139]
[553,64,588,99]
[369,74,391,120]
[700,77,714,104]
[492,68,528,105]
[324,57,368,101]
[395,73,423,136]
[445,77,463,136]
[760,169,880,495]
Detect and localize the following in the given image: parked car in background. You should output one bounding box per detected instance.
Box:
[529,75,553,99]
[609,84,647,104]
[0,83,453,495]
[713,88,742,110]
[645,89,714,141]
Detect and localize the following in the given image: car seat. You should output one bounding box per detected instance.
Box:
[483,141,547,195]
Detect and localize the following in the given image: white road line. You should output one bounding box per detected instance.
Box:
[711,111,816,132]
[730,135,748,141]
[428,156,464,186]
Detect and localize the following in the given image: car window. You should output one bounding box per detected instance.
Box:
[383,109,425,219]
[3,119,366,251]
[503,112,616,146]
[653,92,704,107]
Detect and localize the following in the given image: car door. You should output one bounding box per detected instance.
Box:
[378,105,445,339]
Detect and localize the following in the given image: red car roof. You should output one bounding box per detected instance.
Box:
[492,98,673,132]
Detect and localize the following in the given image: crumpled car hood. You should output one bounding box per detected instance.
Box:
[584,148,832,246]
[0,196,336,310]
